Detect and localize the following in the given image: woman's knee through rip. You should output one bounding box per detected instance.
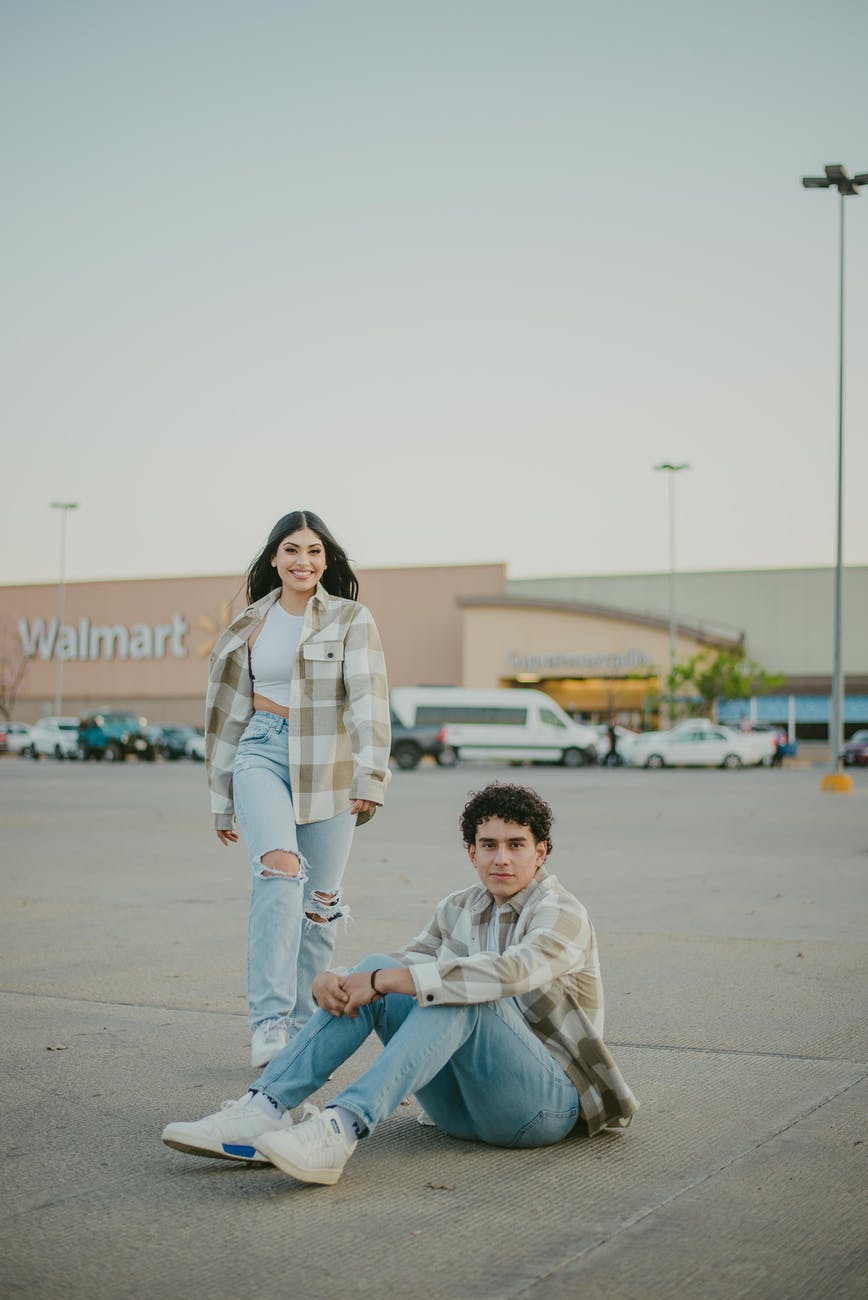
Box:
[259,849,303,880]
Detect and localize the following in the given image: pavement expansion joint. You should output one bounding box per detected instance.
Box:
[0,988,247,1018]
[612,1039,868,1066]
[4,991,865,1069]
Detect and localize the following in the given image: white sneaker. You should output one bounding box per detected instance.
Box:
[162,1092,293,1163]
[254,1103,356,1185]
[251,1017,288,1068]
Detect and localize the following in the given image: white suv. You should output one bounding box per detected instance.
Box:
[28,717,81,760]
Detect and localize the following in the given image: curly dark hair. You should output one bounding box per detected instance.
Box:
[459,783,554,855]
[246,511,359,604]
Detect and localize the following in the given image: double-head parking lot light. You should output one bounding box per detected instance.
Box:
[801,164,866,788]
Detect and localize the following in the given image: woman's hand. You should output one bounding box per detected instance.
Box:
[216,830,239,846]
[349,799,376,816]
[312,971,350,1017]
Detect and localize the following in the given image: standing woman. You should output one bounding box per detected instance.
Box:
[206,511,391,1067]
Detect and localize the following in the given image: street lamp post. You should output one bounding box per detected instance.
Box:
[653,462,690,724]
[50,501,79,716]
[802,163,867,777]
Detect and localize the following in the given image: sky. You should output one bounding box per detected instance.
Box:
[2,0,867,588]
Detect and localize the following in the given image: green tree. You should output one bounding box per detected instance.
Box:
[666,649,784,719]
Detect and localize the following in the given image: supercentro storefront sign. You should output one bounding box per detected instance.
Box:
[18,614,191,662]
[507,649,652,674]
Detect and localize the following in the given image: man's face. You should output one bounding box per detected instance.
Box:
[467,816,547,903]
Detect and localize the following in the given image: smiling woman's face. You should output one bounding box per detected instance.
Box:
[270,527,326,602]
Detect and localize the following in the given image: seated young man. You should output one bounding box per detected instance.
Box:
[162,783,638,1184]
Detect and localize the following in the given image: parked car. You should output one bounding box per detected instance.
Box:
[390,688,598,768]
[78,712,157,762]
[841,729,868,767]
[671,718,776,763]
[155,724,201,760]
[27,717,81,760]
[186,732,206,761]
[626,721,774,769]
[389,711,455,770]
[0,722,32,755]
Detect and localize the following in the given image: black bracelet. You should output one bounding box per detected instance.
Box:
[370,969,384,998]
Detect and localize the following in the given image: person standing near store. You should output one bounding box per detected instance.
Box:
[206,511,391,1067]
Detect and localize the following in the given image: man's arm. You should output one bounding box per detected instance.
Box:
[314,966,417,1018]
[340,966,416,1016]
[312,899,450,1017]
[318,884,592,1015]
[408,887,593,1007]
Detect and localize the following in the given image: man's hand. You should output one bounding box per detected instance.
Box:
[312,971,349,1017]
[340,971,382,1017]
[340,966,417,1015]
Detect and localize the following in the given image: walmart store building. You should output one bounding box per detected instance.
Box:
[2,564,867,738]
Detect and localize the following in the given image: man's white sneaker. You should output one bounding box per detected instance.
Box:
[251,1017,288,1067]
[162,1092,293,1164]
[254,1103,356,1185]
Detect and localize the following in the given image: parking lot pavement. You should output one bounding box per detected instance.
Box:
[2,761,866,1298]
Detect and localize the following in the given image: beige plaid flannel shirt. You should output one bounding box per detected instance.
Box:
[393,867,638,1136]
[205,585,391,830]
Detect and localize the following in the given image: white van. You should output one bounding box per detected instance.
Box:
[389,687,598,768]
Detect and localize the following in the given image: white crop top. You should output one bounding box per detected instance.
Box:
[249,602,305,709]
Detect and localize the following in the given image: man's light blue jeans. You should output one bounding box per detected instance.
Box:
[254,955,580,1147]
[233,712,356,1033]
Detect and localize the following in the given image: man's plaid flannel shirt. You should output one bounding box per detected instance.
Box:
[393,867,638,1136]
[206,585,391,830]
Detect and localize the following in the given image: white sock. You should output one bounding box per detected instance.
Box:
[324,1105,363,1146]
[249,1089,283,1118]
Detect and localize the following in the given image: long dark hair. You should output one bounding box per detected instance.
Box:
[246,511,359,604]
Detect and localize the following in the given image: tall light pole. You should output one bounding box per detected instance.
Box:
[802,163,867,776]
[653,462,690,724]
[50,501,78,716]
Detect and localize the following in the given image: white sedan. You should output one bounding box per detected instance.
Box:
[626,723,773,769]
[27,716,81,760]
[1,722,33,755]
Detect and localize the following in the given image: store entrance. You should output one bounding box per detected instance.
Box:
[500,675,659,729]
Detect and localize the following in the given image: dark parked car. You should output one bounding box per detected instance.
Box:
[841,729,868,767]
[155,724,201,760]
[78,712,158,762]
[389,711,456,770]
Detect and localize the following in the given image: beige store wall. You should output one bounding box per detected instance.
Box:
[360,563,506,689]
[460,600,736,688]
[1,563,507,721]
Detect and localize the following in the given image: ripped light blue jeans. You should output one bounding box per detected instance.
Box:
[255,955,580,1147]
[233,711,356,1033]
